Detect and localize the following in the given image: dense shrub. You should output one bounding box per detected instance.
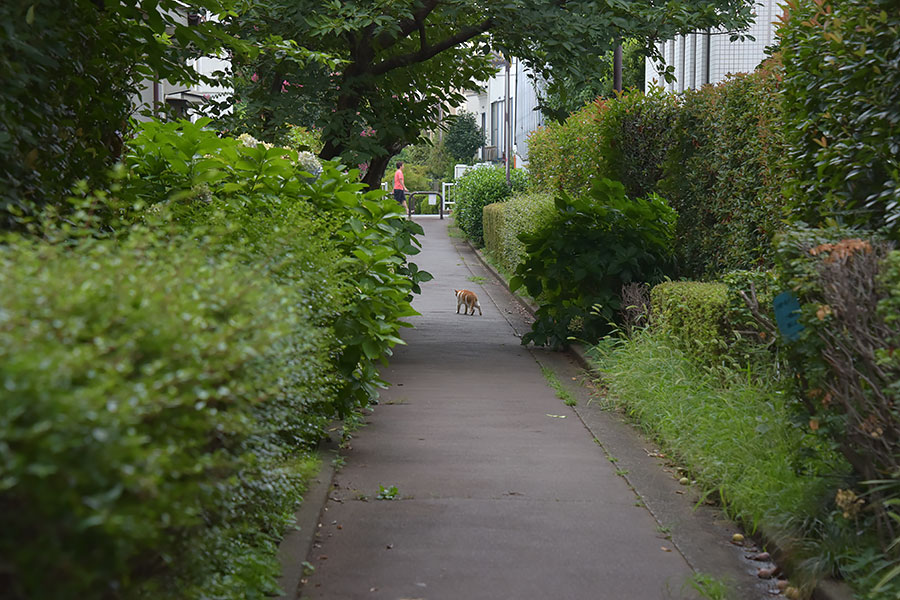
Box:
[596,88,680,200]
[125,119,430,415]
[0,226,334,599]
[0,119,429,598]
[527,101,606,196]
[778,0,900,236]
[511,179,675,348]
[775,227,900,565]
[454,165,528,245]
[650,282,729,367]
[659,65,789,278]
[483,192,556,275]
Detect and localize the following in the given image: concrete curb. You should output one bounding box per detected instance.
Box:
[276,438,339,600]
[466,241,854,600]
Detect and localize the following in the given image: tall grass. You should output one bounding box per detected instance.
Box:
[590,330,847,532]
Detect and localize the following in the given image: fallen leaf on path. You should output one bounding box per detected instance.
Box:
[661,547,672,552]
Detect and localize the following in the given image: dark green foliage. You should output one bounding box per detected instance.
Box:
[511,179,675,348]
[454,166,528,245]
[537,39,646,124]
[445,111,485,163]
[0,0,238,229]
[0,119,429,598]
[778,0,900,235]
[597,88,680,200]
[0,228,332,600]
[650,282,729,367]
[658,65,789,278]
[226,0,756,188]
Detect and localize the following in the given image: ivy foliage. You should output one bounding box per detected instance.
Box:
[511,179,676,348]
[454,165,528,246]
[778,0,900,235]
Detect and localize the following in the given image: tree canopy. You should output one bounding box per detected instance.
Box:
[445,111,485,163]
[225,0,757,187]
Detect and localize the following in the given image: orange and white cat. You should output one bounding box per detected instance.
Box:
[454,289,482,316]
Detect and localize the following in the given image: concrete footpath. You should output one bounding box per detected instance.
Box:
[292,217,771,600]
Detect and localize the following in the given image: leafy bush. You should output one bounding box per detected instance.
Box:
[454,165,528,245]
[650,282,729,367]
[0,227,333,599]
[482,192,556,275]
[596,88,680,200]
[511,179,675,348]
[658,65,789,278]
[125,119,430,415]
[0,118,431,598]
[775,226,900,559]
[527,100,606,195]
[778,0,900,235]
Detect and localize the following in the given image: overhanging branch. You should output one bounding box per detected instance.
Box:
[371,18,493,76]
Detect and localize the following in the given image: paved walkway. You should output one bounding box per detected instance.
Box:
[298,218,752,600]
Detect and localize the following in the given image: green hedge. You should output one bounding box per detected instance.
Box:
[527,101,606,196]
[779,0,900,236]
[659,65,788,278]
[0,119,429,598]
[650,281,729,366]
[0,228,334,599]
[483,192,556,275]
[527,76,789,279]
[454,165,528,245]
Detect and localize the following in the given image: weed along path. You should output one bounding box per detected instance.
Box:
[297,217,739,600]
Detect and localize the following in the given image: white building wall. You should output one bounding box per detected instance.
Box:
[646,0,782,92]
[465,58,543,164]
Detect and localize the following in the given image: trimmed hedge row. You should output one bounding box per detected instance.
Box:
[527,66,788,279]
[650,281,729,367]
[779,0,900,236]
[454,165,528,245]
[482,191,556,275]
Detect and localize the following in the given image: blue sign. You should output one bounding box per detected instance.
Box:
[773,291,804,341]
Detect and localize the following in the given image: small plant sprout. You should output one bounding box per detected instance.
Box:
[376,485,400,500]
